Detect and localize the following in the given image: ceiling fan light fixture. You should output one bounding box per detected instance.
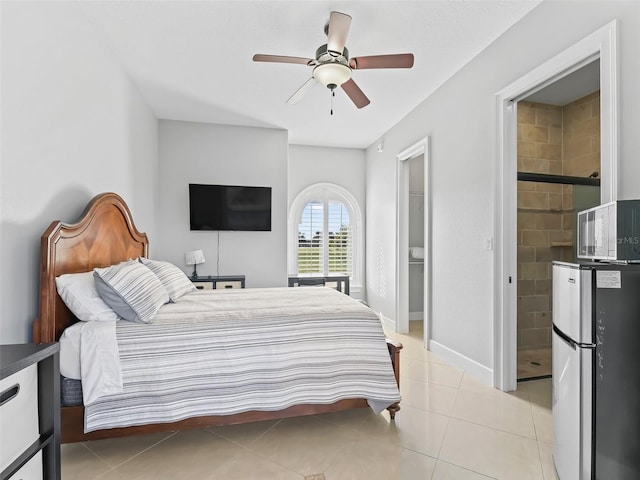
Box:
[252,11,413,108]
[313,63,352,89]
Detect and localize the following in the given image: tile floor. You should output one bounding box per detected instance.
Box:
[517,347,552,380]
[61,324,559,480]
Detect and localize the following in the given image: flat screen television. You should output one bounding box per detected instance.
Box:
[189,183,272,231]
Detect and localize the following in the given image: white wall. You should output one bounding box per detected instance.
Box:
[156,120,288,287]
[288,145,366,208]
[366,1,640,376]
[0,1,158,344]
[288,145,366,295]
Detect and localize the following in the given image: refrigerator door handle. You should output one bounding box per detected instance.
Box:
[553,324,577,350]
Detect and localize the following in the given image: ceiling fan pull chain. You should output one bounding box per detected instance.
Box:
[330,89,335,115]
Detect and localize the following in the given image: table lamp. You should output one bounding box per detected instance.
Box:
[185,249,205,279]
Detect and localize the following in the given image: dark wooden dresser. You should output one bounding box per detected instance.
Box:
[0,343,60,480]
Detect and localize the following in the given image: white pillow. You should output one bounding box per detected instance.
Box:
[94,261,169,324]
[55,272,120,322]
[138,257,196,302]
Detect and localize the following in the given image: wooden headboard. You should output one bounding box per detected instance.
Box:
[33,192,148,343]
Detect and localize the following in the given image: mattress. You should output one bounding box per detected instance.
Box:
[61,376,83,407]
[59,321,83,380]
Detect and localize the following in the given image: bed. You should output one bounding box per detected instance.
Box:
[32,192,402,443]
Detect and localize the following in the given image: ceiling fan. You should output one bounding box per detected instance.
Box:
[253,11,414,111]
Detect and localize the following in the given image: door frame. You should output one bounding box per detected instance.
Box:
[494,21,618,391]
[396,136,431,349]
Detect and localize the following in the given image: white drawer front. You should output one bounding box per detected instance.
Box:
[192,281,213,290]
[12,450,43,480]
[0,364,39,471]
[215,281,242,289]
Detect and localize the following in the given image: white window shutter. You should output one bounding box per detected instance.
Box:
[327,200,352,276]
[297,200,352,277]
[297,201,324,273]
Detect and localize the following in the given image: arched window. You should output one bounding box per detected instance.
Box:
[288,183,362,290]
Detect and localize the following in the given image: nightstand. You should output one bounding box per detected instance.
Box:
[0,343,60,480]
[288,274,350,295]
[191,275,245,290]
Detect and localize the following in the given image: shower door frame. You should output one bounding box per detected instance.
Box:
[494,20,618,392]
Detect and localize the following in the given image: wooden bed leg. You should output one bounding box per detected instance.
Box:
[385,338,403,385]
[387,402,401,419]
[385,338,403,420]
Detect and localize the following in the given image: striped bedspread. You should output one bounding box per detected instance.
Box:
[84,287,401,432]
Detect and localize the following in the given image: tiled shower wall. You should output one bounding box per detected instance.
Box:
[562,91,601,177]
[516,92,601,350]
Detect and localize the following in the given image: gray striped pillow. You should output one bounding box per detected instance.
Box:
[138,257,196,302]
[94,261,169,323]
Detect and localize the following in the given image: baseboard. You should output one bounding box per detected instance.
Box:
[379,313,396,332]
[349,285,363,300]
[428,340,494,387]
[409,312,423,321]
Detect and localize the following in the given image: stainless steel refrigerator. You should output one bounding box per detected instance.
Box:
[552,261,640,480]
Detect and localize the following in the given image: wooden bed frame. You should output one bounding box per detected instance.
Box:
[32,192,402,443]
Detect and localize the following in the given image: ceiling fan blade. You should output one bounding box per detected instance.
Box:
[253,54,316,66]
[341,79,370,109]
[326,11,352,55]
[286,77,318,105]
[349,54,414,70]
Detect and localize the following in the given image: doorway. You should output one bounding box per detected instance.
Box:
[396,137,430,349]
[408,155,425,333]
[494,21,618,391]
[516,67,601,381]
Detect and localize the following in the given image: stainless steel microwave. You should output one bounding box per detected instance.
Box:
[577,200,640,262]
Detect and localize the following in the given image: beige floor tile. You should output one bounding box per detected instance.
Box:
[537,441,559,480]
[401,357,464,388]
[512,381,531,401]
[385,324,429,353]
[517,347,552,380]
[249,414,364,476]
[460,373,530,402]
[524,378,553,444]
[61,443,112,480]
[439,418,544,480]
[401,343,448,364]
[451,387,536,438]
[526,378,552,410]
[421,349,450,365]
[350,403,450,459]
[83,431,174,468]
[207,419,281,447]
[384,404,450,458]
[400,377,459,416]
[111,428,243,480]
[387,334,448,365]
[94,468,128,479]
[313,405,376,427]
[210,449,303,479]
[432,460,496,479]
[324,439,437,480]
[409,320,424,332]
[351,408,402,445]
[531,404,553,444]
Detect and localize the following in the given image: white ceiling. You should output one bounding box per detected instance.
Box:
[524,59,600,106]
[79,1,541,149]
